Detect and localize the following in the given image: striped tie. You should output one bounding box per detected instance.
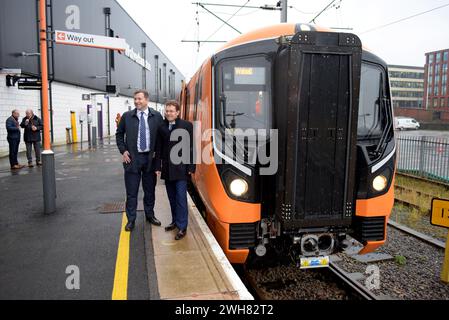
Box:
[139,111,146,151]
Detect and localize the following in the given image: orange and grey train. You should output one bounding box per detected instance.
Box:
[180,23,396,264]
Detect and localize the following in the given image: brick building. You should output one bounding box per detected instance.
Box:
[423,48,449,121]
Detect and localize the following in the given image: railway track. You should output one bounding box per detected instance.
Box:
[241,261,381,300]
[328,262,379,300]
[387,220,446,249]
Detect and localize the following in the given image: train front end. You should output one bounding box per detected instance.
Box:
[211,24,395,265]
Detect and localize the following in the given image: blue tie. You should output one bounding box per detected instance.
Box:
[140,111,146,151]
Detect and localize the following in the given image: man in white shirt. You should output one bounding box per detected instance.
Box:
[116,90,164,231]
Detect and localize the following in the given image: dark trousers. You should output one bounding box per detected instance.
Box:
[124,153,157,223]
[165,180,188,230]
[7,137,20,167]
[26,141,41,163]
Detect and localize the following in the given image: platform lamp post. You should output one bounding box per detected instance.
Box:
[39,0,56,213]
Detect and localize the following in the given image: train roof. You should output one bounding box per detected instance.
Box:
[217,23,376,55]
[188,23,387,83]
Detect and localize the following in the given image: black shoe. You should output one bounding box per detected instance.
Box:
[146,216,161,226]
[125,221,135,232]
[165,223,177,232]
[175,229,187,240]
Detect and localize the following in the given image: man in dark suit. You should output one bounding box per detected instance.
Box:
[155,100,195,240]
[20,109,43,167]
[116,90,164,232]
[6,109,25,170]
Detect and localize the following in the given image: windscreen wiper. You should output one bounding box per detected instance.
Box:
[219,94,231,129]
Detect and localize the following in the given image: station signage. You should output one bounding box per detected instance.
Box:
[55,30,127,51]
[18,78,42,90]
[431,198,449,283]
[54,30,151,71]
[431,198,449,228]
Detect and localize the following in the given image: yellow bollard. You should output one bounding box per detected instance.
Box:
[442,230,449,283]
[71,111,78,143]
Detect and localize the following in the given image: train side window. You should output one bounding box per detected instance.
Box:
[185,89,191,120]
[196,74,203,121]
[194,74,202,121]
[358,63,386,140]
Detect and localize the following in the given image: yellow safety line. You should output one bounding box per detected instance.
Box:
[112,212,130,300]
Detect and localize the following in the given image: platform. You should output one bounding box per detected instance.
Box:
[0,138,252,300]
[149,185,252,300]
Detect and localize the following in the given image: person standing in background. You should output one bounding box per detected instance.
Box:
[6,109,25,170]
[20,109,43,167]
[115,113,121,128]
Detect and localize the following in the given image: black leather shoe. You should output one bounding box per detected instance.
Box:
[175,229,187,240]
[125,221,135,232]
[146,216,161,226]
[165,223,177,232]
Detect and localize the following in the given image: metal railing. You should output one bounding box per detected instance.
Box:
[396,135,449,183]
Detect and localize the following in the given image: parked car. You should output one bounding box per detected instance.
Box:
[395,117,420,130]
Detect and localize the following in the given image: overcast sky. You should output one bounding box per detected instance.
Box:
[117,0,449,79]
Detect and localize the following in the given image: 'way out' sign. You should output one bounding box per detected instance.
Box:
[55,30,127,51]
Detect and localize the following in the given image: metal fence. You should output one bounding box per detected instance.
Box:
[396,135,449,183]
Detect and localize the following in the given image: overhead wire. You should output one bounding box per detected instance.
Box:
[360,2,449,34]
[205,0,251,41]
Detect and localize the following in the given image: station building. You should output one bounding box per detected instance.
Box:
[0,0,184,156]
[388,65,426,121]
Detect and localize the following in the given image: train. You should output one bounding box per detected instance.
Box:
[179,23,396,266]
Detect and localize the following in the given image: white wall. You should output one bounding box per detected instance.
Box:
[1,78,160,156]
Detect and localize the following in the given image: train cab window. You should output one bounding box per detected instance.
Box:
[185,89,191,119]
[357,63,387,140]
[217,56,271,134]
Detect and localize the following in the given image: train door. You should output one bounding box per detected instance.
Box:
[275,32,362,229]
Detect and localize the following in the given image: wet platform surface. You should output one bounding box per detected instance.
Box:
[0,138,250,300]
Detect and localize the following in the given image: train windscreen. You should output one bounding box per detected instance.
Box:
[217,55,272,133]
[358,63,387,140]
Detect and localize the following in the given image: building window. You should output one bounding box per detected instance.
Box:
[433,111,441,120]
[441,98,445,108]
[436,52,441,63]
[444,51,448,62]
[159,68,162,91]
[429,54,434,64]
[433,98,438,107]
[392,91,423,98]
[395,100,422,108]
[390,81,423,88]
[389,70,424,79]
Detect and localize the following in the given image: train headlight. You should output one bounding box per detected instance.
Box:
[372,175,388,192]
[229,178,248,197]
